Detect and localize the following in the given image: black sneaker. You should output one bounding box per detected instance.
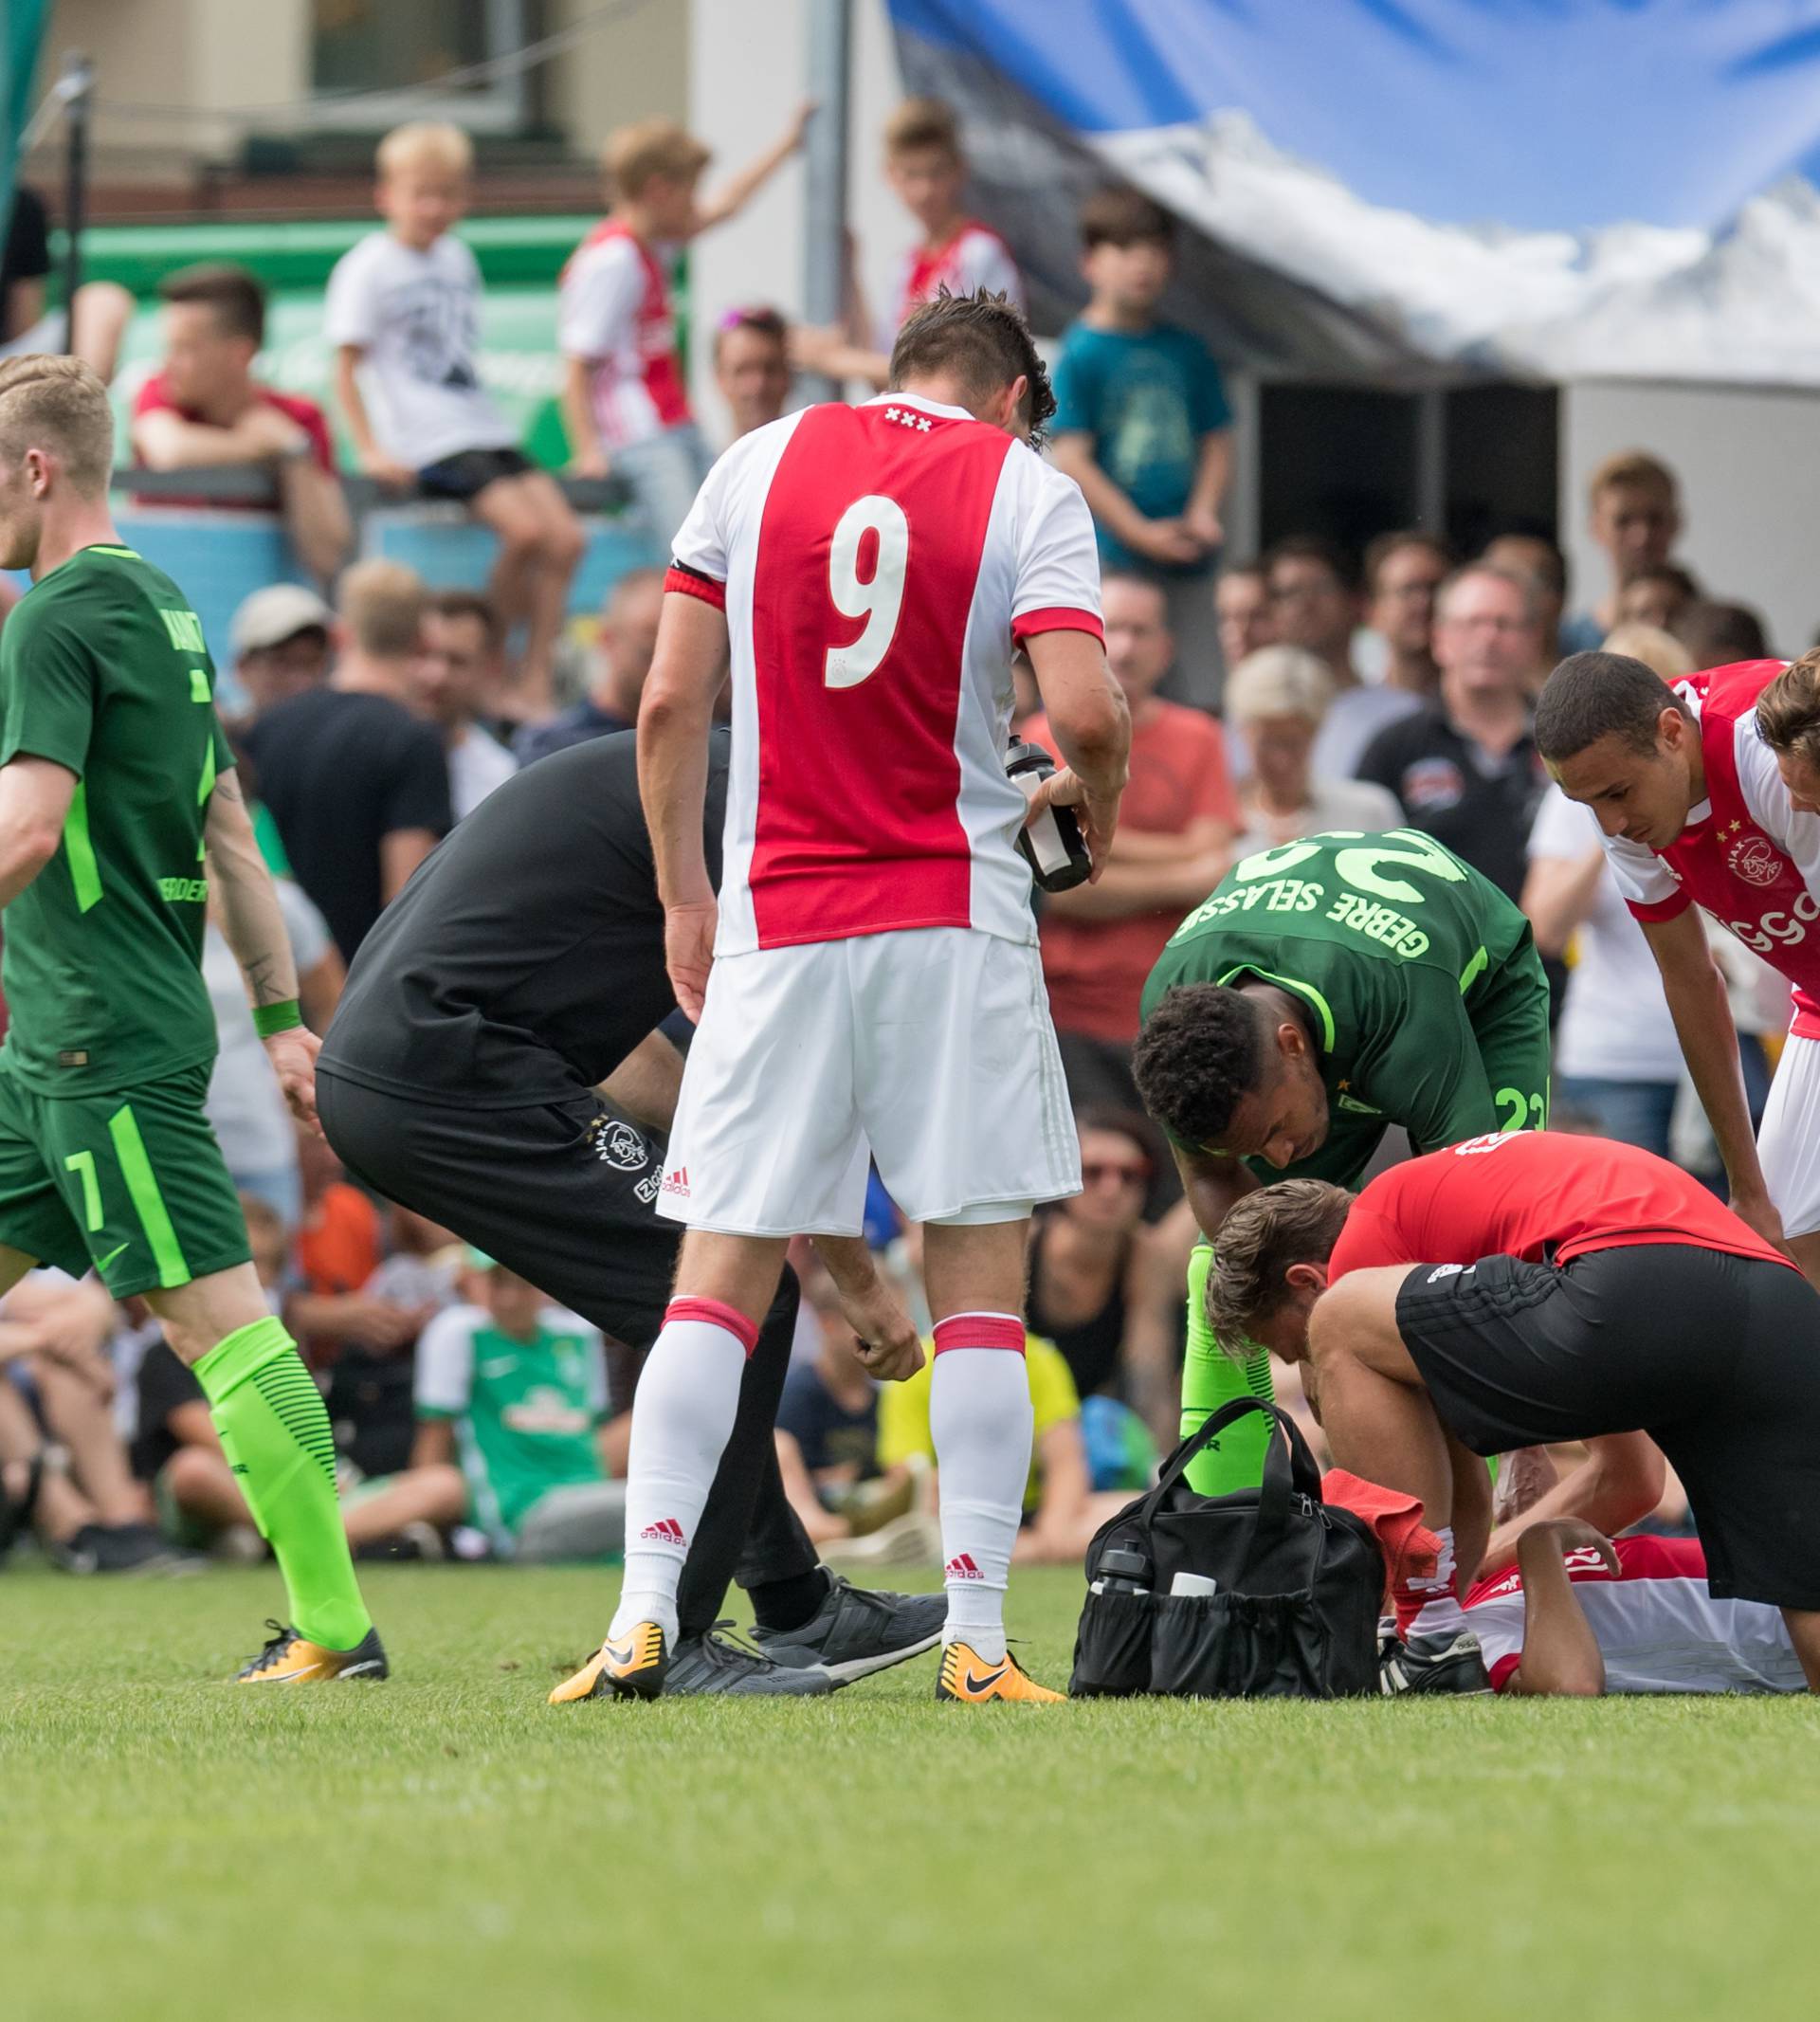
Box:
[751,1573,946,1685]
[667,1624,835,1697]
[88,1523,205,1576]
[1379,1628,1493,1696]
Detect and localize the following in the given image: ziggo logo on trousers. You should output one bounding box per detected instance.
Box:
[1729,887,1820,954]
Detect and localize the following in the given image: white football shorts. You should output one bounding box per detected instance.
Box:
[657,927,1081,1234]
[1757,1031,1820,1240]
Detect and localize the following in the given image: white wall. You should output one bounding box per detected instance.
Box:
[687,0,908,443]
[1560,380,1820,659]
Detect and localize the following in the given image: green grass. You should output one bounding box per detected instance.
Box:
[2,1564,1815,2022]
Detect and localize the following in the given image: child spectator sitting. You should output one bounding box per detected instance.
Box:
[341,1252,624,1562]
[560,109,807,549]
[791,96,1025,390]
[326,121,584,712]
[1050,186,1232,705]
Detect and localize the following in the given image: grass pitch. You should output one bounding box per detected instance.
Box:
[2,1563,1814,2022]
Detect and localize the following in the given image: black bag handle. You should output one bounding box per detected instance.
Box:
[1134,1395,1325,1576]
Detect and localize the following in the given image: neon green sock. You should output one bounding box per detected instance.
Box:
[1180,1242,1275,1496]
[193,1316,373,1651]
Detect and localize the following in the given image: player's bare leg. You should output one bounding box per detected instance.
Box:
[152,1263,384,1683]
[1308,1266,1491,1693]
[551,1230,790,1703]
[919,1215,1063,1703]
[1778,1609,1820,1690]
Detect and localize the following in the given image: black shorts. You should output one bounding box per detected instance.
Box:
[415,446,536,501]
[1395,1244,1820,1610]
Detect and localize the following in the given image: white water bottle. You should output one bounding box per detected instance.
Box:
[1006,738,1092,892]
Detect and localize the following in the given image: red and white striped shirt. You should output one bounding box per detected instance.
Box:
[558,222,692,451]
[1599,660,1820,1036]
[1465,1533,1805,1695]
[667,392,1102,955]
[882,222,1025,346]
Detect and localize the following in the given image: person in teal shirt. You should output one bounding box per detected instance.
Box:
[1051,185,1232,704]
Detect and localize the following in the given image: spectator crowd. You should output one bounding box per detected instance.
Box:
[0,88,1791,1578]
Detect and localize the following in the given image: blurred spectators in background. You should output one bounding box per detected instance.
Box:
[513,567,664,766]
[1358,563,1547,903]
[1363,530,1448,701]
[1050,187,1231,705]
[1675,598,1772,665]
[227,585,334,728]
[1026,1109,1181,1446]
[328,122,583,716]
[130,264,352,587]
[1027,572,1236,1111]
[792,96,1025,390]
[1226,646,1402,856]
[417,592,516,817]
[1,182,133,379]
[1266,537,1380,779]
[1215,559,1275,672]
[245,560,452,960]
[714,306,793,441]
[1481,530,1569,685]
[1524,622,1693,1157]
[1560,449,1684,653]
[560,108,806,546]
[205,871,341,1227]
[1618,561,1702,637]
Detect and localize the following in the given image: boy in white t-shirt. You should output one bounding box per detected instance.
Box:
[558,109,808,551]
[791,96,1026,392]
[326,122,584,713]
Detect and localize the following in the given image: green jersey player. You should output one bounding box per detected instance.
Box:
[0,354,381,1683]
[1134,828,1551,1491]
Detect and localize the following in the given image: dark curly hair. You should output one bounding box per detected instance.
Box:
[1131,985,1267,1147]
[888,286,1057,446]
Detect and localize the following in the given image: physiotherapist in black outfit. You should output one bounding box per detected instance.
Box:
[318,728,944,1696]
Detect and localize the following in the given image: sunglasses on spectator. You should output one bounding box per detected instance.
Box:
[1082,1160,1150,1186]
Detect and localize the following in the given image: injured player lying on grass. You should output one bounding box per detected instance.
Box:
[1204,1127,1820,1696]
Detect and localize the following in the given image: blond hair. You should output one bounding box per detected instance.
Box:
[0,354,115,495]
[376,121,473,180]
[337,559,425,658]
[1756,649,1820,770]
[1588,448,1678,509]
[1599,622,1693,683]
[603,118,711,198]
[883,97,961,159]
[1224,645,1336,728]
[1204,1180,1354,1358]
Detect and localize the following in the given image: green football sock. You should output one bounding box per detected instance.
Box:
[194,1316,373,1652]
[1179,1243,1276,1497]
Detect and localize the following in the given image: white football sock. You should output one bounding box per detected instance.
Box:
[1409,1523,1469,1641]
[929,1316,1033,1666]
[609,1301,752,1645]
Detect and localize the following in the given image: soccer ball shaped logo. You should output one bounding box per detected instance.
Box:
[1728,834,1785,888]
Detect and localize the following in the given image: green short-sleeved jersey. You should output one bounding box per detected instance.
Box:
[1140,828,1551,1187]
[0,545,234,1097]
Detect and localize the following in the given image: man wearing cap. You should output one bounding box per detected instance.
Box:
[227,583,334,727]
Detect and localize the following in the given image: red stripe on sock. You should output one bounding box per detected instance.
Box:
[932,1313,1027,1356]
[664,1297,760,1357]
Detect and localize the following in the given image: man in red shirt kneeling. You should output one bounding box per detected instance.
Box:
[1207,1129,1820,1696]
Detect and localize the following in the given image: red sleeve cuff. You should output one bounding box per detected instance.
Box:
[664,564,726,611]
[1488,1653,1522,1695]
[1011,606,1104,645]
[1625,888,1692,923]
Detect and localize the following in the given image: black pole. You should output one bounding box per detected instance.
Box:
[60,52,93,353]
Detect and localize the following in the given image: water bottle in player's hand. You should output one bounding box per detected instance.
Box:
[1007,737,1093,892]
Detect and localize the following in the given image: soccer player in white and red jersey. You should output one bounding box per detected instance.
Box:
[1464,1521,1809,1697]
[791,99,1027,392]
[1533,648,1820,1285]
[558,109,809,547]
[551,291,1130,1706]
